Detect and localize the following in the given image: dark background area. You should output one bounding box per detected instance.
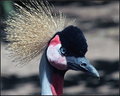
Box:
[1,0,119,95]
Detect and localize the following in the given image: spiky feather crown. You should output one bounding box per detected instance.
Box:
[5,0,74,67]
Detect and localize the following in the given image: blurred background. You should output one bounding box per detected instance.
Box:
[1,0,119,95]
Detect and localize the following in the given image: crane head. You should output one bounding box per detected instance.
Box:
[46,25,99,78]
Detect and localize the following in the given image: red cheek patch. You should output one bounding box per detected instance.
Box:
[49,59,67,70]
[49,35,61,46]
[47,34,67,70]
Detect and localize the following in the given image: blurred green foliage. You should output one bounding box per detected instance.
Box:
[1,0,15,20]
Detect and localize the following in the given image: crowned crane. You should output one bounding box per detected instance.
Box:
[4,0,99,95]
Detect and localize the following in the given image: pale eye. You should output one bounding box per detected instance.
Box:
[60,47,67,55]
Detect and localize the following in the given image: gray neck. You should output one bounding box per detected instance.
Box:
[39,51,53,95]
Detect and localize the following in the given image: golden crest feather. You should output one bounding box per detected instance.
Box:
[5,0,75,67]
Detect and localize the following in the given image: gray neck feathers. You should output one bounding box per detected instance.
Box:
[39,51,53,95]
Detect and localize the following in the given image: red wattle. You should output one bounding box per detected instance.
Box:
[51,73,64,95]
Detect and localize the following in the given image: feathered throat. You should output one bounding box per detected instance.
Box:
[5,0,74,67]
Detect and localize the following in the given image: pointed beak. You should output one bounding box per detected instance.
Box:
[67,57,99,78]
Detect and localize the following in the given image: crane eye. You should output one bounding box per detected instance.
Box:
[60,47,67,55]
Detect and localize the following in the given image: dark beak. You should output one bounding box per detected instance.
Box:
[67,56,99,78]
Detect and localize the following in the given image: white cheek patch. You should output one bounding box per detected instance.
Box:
[47,44,67,70]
